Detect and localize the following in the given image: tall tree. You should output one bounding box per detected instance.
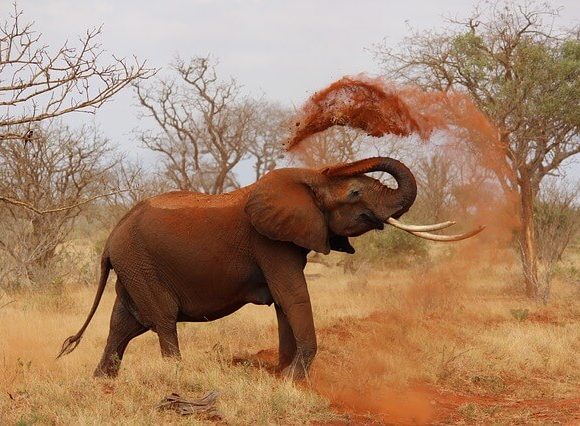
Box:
[136,56,288,193]
[0,123,117,284]
[374,1,579,298]
[136,56,249,193]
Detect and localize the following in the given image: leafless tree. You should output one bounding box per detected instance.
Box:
[0,5,153,215]
[374,1,579,297]
[534,179,579,302]
[247,102,290,181]
[414,154,455,222]
[0,5,152,141]
[136,56,266,194]
[0,123,118,285]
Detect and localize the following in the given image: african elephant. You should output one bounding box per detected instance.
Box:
[59,157,481,379]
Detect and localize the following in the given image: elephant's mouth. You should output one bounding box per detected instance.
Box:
[360,212,384,230]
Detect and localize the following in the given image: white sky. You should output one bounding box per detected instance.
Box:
[4,0,580,183]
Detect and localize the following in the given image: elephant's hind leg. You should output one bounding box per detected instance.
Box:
[143,288,181,359]
[114,257,181,361]
[94,296,148,378]
[156,322,181,359]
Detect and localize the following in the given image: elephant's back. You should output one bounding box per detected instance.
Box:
[108,185,253,263]
[106,190,248,253]
[147,189,250,210]
[108,189,254,277]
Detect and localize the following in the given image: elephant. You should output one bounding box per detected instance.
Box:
[58,157,482,379]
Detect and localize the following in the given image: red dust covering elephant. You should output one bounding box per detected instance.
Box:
[59,157,481,379]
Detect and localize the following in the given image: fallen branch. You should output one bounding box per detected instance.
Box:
[157,391,220,418]
[0,299,16,310]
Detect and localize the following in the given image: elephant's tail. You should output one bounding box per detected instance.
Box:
[57,252,111,358]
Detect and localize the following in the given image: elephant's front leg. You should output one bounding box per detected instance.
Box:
[259,246,317,380]
[275,303,297,370]
[279,296,317,380]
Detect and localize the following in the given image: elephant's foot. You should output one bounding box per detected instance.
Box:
[94,351,124,378]
[93,362,120,378]
[281,363,308,380]
[277,352,293,372]
[280,349,315,380]
[95,296,148,379]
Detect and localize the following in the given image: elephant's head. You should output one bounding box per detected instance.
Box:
[245,157,483,254]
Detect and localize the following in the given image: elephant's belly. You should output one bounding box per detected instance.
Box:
[176,302,246,322]
[176,281,274,323]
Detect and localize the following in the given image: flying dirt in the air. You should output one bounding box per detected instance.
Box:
[284,74,512,192]
[285,76,434,151]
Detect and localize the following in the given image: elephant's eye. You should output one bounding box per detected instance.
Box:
[348,189,361,199]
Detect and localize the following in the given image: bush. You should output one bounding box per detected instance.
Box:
[533,181,579,302]
[340,229,429,273]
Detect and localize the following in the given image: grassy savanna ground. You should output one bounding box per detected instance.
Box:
[1,240,579,424]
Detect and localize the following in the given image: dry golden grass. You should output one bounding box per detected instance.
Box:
[0,285,336,425]
[1,245,579,424]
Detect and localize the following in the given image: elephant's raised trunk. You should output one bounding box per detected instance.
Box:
[322,156,417,221]
[323,157,485,242]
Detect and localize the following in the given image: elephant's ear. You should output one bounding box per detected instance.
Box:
[245,171,330,254]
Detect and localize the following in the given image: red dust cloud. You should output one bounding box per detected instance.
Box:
[284,76,432,150]
[285,75,510,183]
[283,76,522,423]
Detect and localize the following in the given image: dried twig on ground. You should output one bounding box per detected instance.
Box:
[156,391,220,418]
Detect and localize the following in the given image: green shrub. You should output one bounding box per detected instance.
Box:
[510,308,529,321]
[341,229,429,272]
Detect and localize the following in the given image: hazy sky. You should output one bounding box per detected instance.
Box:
[4,1,580,183]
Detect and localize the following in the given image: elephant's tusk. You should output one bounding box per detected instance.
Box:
[387,217,456,232]
[407,226,486,242]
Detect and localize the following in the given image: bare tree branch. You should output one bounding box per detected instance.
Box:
[0,189,127,215]
[0,123,120,284]
[0,5,155,141]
